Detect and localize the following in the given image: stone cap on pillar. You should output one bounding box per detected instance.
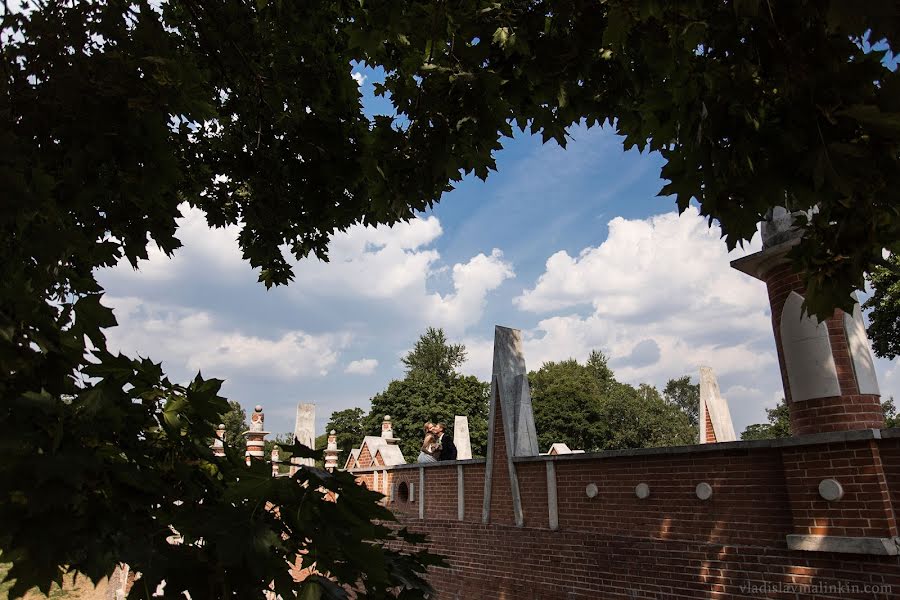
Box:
[731,206,813,280]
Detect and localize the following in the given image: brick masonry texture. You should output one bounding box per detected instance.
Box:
[364,434,900,599]
[348,386,898,597]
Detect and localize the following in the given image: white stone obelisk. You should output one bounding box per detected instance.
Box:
[454,415,473,460]
[291,403,316,473]
[699,366,737,443]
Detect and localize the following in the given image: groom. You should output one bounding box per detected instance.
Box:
[435,422,457,461]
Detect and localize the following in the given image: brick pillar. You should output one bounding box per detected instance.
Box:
[763,263,883,435]
[211,423,226,457]
[324,430,339,471]
[731,210,882,436]
[245,404,269,466]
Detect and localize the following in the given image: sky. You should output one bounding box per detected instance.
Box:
[96,66,900,441]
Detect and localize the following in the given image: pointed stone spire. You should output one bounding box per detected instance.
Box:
[291,403,316,474]
[698,367,736,443]
[483,326,539,528]
[491,326,539,457]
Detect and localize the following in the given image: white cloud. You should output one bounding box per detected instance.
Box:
[515,208,763,320]
[425,249,515,334]
[345,358,378,375]
[105,210,511,336]
[105,296,350,379]
[108,203,249,282]
[351,71,366,86]
[502,207,779,429]
[287,219,513,334]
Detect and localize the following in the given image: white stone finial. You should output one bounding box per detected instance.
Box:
[454,415,473,460]
[761,206,816,249]
[249,405,265,432]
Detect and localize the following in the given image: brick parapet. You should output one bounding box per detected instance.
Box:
[361,431,900,599]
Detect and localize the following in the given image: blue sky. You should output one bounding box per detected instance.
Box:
[96,67,899,441]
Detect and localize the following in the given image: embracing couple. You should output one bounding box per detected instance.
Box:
[416,421,457,463]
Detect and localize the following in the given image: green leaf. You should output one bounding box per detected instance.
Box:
[492,27,510,47]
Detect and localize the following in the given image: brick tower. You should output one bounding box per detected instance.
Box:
[732,208,882,435]
[211,423,226,458]
[323,430,339,471]
[245,404,269,466]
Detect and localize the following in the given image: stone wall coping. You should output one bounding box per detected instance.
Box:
[344,428,900,473]
[511,428,896,464]
[347,458,486,473]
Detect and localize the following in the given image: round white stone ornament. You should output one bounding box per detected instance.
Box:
[635,483,650,499]
[696,482,713,501]
[818,478,844,502]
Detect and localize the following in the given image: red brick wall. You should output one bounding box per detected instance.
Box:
[516,461,550,529]
[423,464,457,520]
[414,519,899,600]
[704,408,717,443]
[782,440,898,538]
[554,448,792,547]
[362,435,900,599]
[789,394,884,436]
[485,407,516,525]
[357,443,373,468]
[462,463,485,522]
[880,437,900,512]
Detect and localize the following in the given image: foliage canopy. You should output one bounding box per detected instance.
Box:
[864,253,900,360]
[4,0,900,596]
[529,354,697,452]
[663,376,700,429]
[740,399,792,441]
[401,327,467,381]
[326,407,368,467]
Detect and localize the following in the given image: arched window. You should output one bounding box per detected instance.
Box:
[397,481,410,502]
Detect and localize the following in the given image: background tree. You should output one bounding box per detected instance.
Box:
[530,359,606,452]
[326,407,367,466]
[221,400,248,448]
[401,327,467,381]
[663,376,700,429]
[530,353,695,452]
[357,329,489,459]
[365,373,490,460]
[741,400,792,440]
[864,253,900,359]
[882,398,899,429]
